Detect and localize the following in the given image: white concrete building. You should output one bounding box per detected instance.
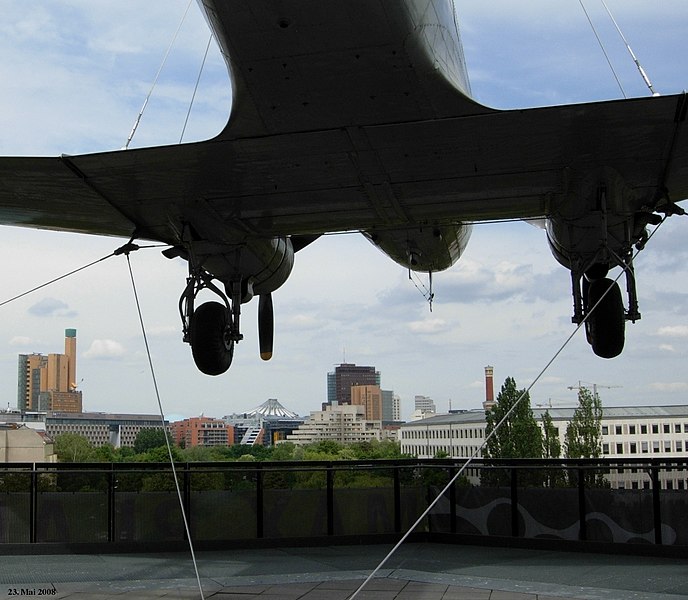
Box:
[286,403,382,445]
[400,406,688,488]
[414,395,436,414]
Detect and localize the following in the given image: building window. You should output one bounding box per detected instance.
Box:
[629,442,637,454]
[615,425,622,435]
[602,443,610,455]
[652,424,659,434]
[629,425,636,435]
[664,441,672,452]
[616,443,623,454]
[675,423,681,434]
[677,441,683,452]
[602,425,609,435]
[653,441,660,453]
[641,442,649,454]
[664,424,671,434]
[641,424,647,435]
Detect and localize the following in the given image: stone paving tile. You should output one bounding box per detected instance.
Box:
[439,586,491,600]
[488,591,537,600]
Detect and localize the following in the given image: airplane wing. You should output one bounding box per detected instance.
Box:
[0,93,685,246]
[2,0,687,375]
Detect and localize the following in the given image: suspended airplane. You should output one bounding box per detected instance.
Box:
[0,0,686,375]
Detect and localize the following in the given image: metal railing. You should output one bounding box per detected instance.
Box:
[0,458,686,553]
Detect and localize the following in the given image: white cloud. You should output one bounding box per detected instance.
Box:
[84,339,126,360]
[656,325,688,338]
[408,318,447,334]
[28,297,77,318]
[9,336,32,347]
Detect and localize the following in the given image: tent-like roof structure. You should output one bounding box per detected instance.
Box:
[245,399,299,419]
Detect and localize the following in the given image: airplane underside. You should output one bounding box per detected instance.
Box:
[1,0,687,375]
[160,1,685,374]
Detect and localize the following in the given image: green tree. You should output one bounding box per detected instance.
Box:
[564,387,605,487]
[133,427,169,454]
[483,377,543,486]
[484,377,543,460]
[54,432,94,462]
[541,410,565,487]
[542,410,561,459]
[564,387,602,459]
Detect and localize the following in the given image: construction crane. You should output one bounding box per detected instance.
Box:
[567,381,622,397]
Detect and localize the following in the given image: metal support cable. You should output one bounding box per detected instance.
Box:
[348,217,670,599]
[124,0,194,149]
[124,251,205,600]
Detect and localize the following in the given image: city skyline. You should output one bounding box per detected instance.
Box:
[1,2,687,420]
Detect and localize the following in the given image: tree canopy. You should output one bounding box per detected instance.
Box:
[484,377,543,460]
[564,387,603,459]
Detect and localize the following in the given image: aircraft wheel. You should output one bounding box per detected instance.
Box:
[586,278,625,359]
[190,301,234,375]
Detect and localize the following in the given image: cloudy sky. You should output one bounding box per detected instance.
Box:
[1,1,687,420]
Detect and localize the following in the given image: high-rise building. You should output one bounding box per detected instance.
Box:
[351,385,383,420]
[17,329,82,413]
[414,395,436,414]
[326,363,380,407]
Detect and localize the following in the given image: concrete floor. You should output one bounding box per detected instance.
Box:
[0,543,686,600]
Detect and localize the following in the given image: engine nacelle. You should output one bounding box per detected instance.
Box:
[363,223,472,272]
[201,236,294,300]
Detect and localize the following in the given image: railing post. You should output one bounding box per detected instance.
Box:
[651,465,662,545]
[30,464,37,544]
[394,466,401,533]
[108,464,116,543]
[510,467,519,537]
[577,466,587,541]
[183,463,191,540]
[256,464,264,539]
[327,462,334,536]
[449,466,457,534]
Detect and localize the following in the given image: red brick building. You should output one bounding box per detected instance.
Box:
[170,416,234,447]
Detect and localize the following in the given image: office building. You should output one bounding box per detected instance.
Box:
[17,329,82,413]
[414,395,436,415]
[381,389,401,422]
[45,412,167,448]
[400,405,688,488]
[351,385,382,420]
[326,363,380,407]
[170,416,235,447]
[286,403,382,445]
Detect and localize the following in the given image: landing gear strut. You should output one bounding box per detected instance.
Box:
[178,267,244,376]
[570,248,638,359]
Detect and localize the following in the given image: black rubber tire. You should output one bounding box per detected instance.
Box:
[190,301,234,375]
[586,278,625,359]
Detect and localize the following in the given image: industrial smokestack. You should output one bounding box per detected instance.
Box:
[483,365,495,411]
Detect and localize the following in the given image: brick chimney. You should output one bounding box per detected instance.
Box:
[483,365,495,411]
